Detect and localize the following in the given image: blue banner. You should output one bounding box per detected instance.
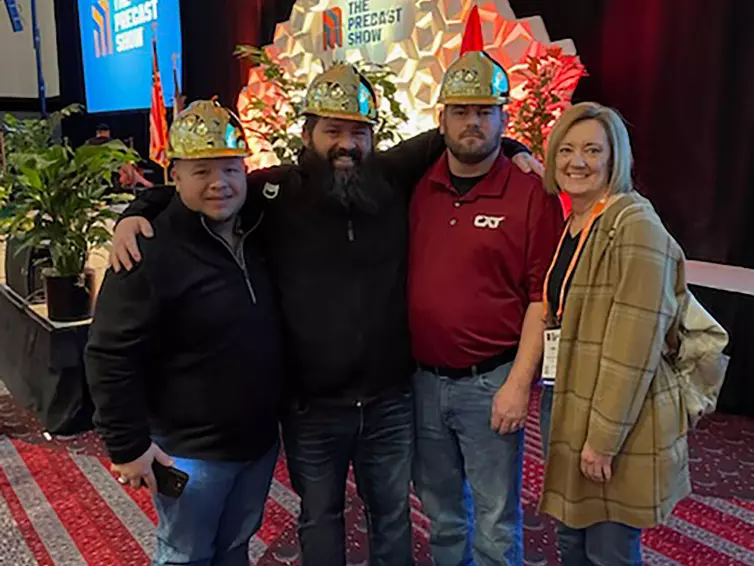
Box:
[78,0,182,113]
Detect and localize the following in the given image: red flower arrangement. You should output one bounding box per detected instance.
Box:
[507,46,588,162]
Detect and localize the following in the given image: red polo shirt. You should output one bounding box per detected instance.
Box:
[408,150,564,368]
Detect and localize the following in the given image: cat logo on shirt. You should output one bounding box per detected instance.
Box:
[473,215,505,229]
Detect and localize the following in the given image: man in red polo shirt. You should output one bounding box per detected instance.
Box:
[409,51,564,565]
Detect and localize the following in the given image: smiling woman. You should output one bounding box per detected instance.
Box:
[544,102,634,205]
[539,101,693,566]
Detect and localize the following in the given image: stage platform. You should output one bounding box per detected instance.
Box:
[0,238,109,434]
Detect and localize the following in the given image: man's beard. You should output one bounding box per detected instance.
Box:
[445,126,503,165]
[299,146,391,214]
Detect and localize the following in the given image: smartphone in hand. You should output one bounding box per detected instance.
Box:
[142,461,189,498]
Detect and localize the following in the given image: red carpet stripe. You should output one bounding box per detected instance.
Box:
[672,499,754,551]
[273,456,293,490]
[269,478,299,516]
[13,438,123,565]
[664,515,754,564]
[0,457,53,565]
[36,444,150,565]
[70,453,156,557]
[257,498,296,547]
[643,524,750,566]
[689,495,754,526]
[0,438,84,564]
[410,507,431,533]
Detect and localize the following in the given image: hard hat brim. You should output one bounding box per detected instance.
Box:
[167,148,251,160]
[302,110,377,125]
[439,96,509,106]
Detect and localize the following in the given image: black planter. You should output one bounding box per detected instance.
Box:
[44,270,95,323]
[4,238,52,304]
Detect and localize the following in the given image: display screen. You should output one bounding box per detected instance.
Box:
[78,0,182,113]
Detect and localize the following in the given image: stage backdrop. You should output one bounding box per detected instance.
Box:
[247,0,754,272]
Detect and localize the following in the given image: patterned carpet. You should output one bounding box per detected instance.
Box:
[1,381,753,565]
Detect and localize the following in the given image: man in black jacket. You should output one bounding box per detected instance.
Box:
[86,100,282,566]
[109,65,537,566]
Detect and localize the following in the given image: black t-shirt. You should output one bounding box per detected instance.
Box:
[546,219,600,322]
[450,172,487,195]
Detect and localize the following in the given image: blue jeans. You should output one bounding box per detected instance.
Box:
[412,363,523,566]
[151,441,279,566]
[282,389,414,566]
[539,386,643,566]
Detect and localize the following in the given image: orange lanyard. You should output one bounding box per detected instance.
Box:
[543,199,607,322]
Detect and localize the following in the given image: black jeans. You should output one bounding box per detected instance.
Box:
[282,389,414,566]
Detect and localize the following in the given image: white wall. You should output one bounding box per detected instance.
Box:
[0,0,60,98]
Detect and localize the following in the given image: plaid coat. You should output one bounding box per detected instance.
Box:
[539,191,692,529]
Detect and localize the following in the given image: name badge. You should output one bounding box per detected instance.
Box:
[542,328,561,381]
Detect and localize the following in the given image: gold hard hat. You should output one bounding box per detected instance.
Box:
[167,99,250,160]
[301,64,378,124]
[438,51,510,106]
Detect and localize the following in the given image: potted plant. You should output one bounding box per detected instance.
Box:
[0,106,137,322]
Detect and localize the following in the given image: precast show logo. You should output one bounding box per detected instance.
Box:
[92,0,160,57]
[92,0,114,57]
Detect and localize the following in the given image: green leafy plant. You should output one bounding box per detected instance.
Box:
[1,103,83,155]
[234,45,409,165]
[0,106,137,277]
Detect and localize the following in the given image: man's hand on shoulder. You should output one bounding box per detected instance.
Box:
[511,153,544,178]
[110,217,154,272]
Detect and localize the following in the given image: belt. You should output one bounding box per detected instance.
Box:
[417,348,517,379]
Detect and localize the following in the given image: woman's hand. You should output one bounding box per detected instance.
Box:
[580,441,613,483]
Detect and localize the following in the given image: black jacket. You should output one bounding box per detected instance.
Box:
[121,131,527,404]
[86,197,282,464]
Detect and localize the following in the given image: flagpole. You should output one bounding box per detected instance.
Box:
[30,0,48,117]
[149,22,170,184]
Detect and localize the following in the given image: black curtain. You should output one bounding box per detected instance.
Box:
[512,0,754,271]
[510,0,754,416]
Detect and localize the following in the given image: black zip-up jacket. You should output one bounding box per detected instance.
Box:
[120,131,527,404]
[86,197,282,464]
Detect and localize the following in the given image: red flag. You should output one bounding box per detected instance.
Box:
[149,36,169,169]
[460,5,484,54]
